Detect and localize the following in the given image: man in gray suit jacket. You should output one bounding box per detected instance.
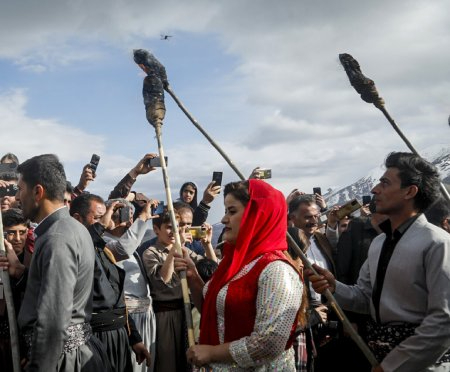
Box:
[1,154,109,371]
[309,152,450,372]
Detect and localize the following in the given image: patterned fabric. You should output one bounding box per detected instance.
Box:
[366,320,450,364]
[293,332,308,372]
[24,322,93,359]
[201,258,302,371]
[201,180,289,346]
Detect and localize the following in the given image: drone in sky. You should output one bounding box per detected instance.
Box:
[160,34,173,40]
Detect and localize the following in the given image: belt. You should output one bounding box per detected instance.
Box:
[23,322,92,358]
[366,320,450,364]
[90,307,127,332]
[125,297,152,314]
[152,299,184,313]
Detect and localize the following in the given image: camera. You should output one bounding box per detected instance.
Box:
[335,199,362,220]
[0,183,18,198]
[257,168,272,179]
[119,206,131,223]
[146,156,168,167]
[188,226,207,240]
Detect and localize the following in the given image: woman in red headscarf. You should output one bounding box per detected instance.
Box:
[175,179,304,370]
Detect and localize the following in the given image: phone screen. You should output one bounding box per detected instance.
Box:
[212,171,223,187]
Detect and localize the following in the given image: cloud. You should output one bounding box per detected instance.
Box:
[1,0,450,224]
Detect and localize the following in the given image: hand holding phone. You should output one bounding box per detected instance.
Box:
[146,157,168,167]
[335,199,362,220]
[89,154,100,173]
[119,206,131,223]
[152,201,165,216]
[212,171,223,187]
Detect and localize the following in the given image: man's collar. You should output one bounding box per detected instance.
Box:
[379,214,420,238]
[34,206,68,237]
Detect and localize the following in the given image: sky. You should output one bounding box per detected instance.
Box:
[1,0,449,223]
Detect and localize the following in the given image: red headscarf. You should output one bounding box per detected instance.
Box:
[200,179,288,345]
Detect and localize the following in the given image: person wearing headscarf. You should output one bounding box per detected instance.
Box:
[178,181,221,226]
[175,179,304,370]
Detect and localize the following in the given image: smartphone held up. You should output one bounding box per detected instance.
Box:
[89,154,100,173]
[146,156,168,167]
[189,226,207,240]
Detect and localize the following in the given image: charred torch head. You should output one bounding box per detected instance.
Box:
[143,75,166,127]
[339,53,384,108]
[133,49,168,88]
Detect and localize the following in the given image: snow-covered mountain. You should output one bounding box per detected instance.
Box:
[324,146,450,206]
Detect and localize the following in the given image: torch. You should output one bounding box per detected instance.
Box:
[133,49,246,181]
[339,53,450,202]
[0,214,21,372]
[133,49,380,367]
[139,60,196,348]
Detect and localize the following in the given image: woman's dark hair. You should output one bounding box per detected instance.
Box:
[385,152,440,212]
[2,208,29,228]
[287,226,309,260]
[223,181,250,206]
[179,182,198,208]
[17,154,66,202]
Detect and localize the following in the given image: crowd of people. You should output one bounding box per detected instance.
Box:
[0,150,450,372]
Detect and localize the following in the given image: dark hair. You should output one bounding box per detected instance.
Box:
[223,181,250,206]
[173,201,194,214]
[66,181,74,194]
[1,153,19,165]
[179,182,198,207]
[424,197,450,227]
[70,193,104,218]
[287,226,309,260]
[385,152,440,212]
[17,154,67,202]
[288,194,316,216]
[152,208,179,229]
[195,258,219,282]
[0,162,18,181]
[2,208,29,228]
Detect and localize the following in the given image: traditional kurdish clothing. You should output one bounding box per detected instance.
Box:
[143,241,203,372]
[103,224,156,372]
[334,214,450,371]
[200,180,303,371]
[18,208,109,371]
